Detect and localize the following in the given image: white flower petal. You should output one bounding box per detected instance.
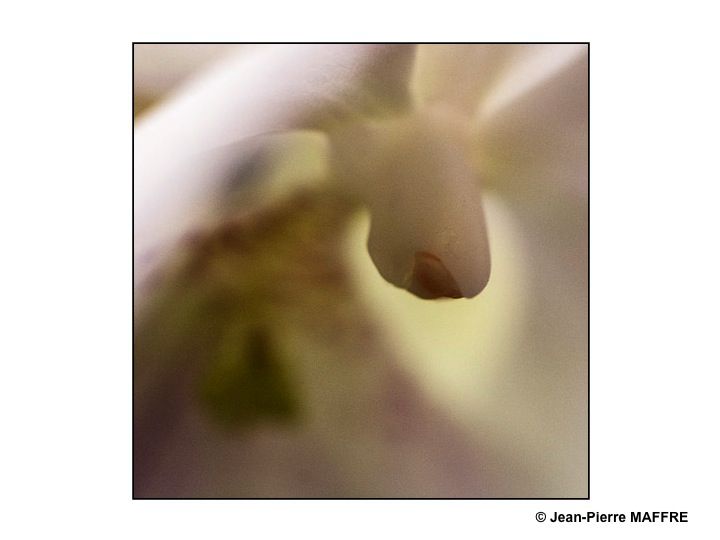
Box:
[133,44,244,103]
[411,44,517,115]
[474,45,588,199]
[134,44,416,296]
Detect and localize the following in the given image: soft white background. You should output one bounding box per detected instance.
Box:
[2,1,718,538]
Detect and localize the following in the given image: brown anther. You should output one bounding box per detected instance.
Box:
[408,251,463,299]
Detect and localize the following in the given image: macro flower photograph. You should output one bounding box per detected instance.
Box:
[133,43,589,498]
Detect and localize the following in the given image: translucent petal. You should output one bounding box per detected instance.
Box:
[412,44,516,115]
[474,45,589,199]
[134,45,416,295]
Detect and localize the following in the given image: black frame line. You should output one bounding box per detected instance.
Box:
[132,41,590,501]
